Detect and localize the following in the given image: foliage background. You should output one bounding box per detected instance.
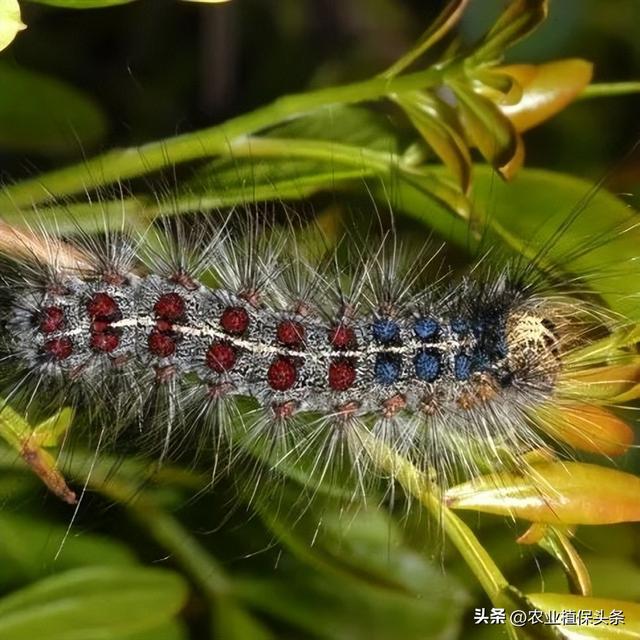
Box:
[1,1,640,639]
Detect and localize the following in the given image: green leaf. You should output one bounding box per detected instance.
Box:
[187,135,469,220]
[266,104,402,153]
[121,621,188,640]
[0,63,107,155]
[185,105,401,204]
[383,0,470,77]
[189,156,372,206]
[526,593,640,639]
[214,598,274,640]
[0,566,189,640]
[0,196,148,236]
[253,482,469,608]
[368,171,470,247]
[448,82,521,177]
[0,0,25,52]
[470,166,640,320]
[0,512,136,588]
[445,462,640,525]
[397,91,472,191]
[238,570,465,640]
[468,0,548,64]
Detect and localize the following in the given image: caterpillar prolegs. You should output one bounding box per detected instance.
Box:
[0,208,634,505]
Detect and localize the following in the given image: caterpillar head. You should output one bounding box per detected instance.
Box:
[504,308,563,390]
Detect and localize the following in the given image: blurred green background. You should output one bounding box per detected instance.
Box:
[1,1,640,639]
[2,0,640,177]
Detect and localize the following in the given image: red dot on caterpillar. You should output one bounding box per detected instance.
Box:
[87,292,120,320]
[43,337,73,360]
[328,358,356,391]
[267,356,297,391]
[39,306,64,333]
[90,330,120,353]
[148,329,177,357]
[154,292,186,320]
[206,341,237,372]
[220,306,250,335]
[276,320,305,347]
[329,324,356,349]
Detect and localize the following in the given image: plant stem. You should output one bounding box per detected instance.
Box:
[579,81,640,100]
[129,501,229,599]
[0,65,453,210]
[357,429,521,633]
[357,429,520,639]
[7,136,468,230]
[357,428,509,601]
[101,492,229,599]
[36,446,230,599]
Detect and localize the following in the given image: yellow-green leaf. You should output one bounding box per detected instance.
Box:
[563,362,640,403]
[398,91,472,191]
[383,0,470,77]
[0,0,25,52]
[468,0,548,63]
[31,407,75,448]
[534,404,634,457]
[0,403,76,504]
[445,462,640,525]
[496,59,593,132]
[527,593,640,639]
[536,526,592,596]
[449,81,522,179]
[567,326,640,367]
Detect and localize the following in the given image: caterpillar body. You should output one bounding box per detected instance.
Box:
[0,209,630,503]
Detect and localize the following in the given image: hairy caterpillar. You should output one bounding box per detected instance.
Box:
[0,194,635,508]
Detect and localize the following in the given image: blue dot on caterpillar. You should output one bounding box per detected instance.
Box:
[371,317,400,344]
[374,354,401,385]
[414,349,441,382]
[414,317,439,340]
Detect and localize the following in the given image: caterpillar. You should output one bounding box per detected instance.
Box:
[0,199,634,507]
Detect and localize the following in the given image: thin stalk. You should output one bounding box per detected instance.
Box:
[85,472,229,598]
[29,445,230,600]
[357,428,509,602]
[382,0,470,79]
[579,81,640,100]
[358,430,520,639]
[0,65,454,210]
[127,501,229,599]
[229,137,398,171]
[11,136,467,227]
